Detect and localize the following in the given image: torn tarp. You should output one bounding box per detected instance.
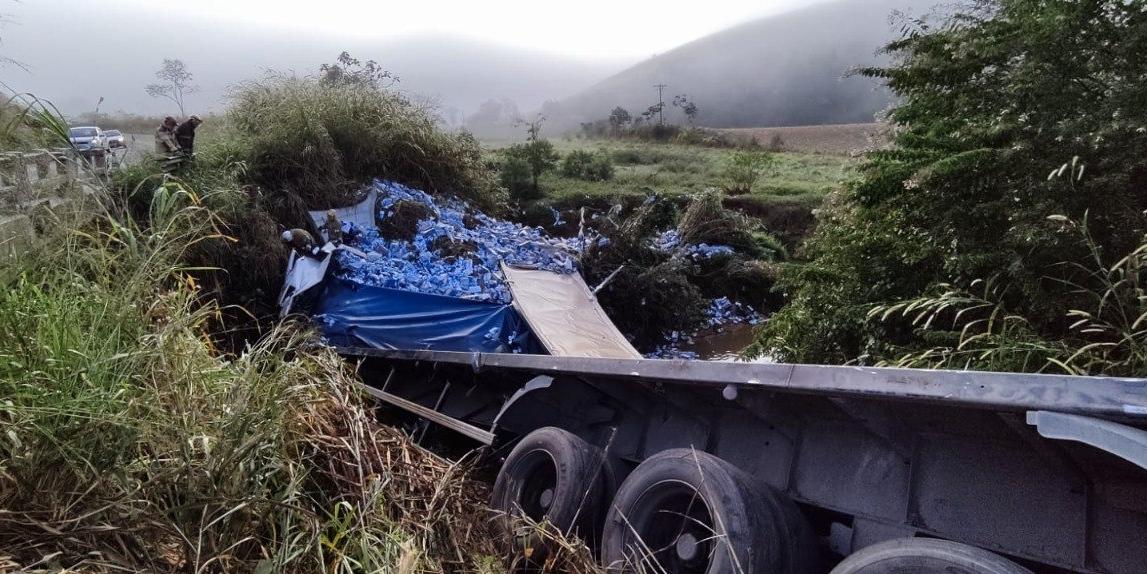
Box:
[314,278,541,353]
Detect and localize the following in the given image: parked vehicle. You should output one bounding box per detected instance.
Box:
[101,129,126,149]
[338,347,1147,574]
[67,126,104,150]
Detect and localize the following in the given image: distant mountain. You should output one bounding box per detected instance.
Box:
[2,2,630,121]
[548,0,937,131]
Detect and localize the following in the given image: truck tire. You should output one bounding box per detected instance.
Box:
[601,449,811,574]
[491,426,606,540]
[830,538,1034,574]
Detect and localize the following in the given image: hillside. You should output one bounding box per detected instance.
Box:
[1,2,629,120]
[548,0,937,131]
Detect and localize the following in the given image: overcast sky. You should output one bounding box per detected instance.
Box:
[0,0,843,116]
[100,0,836,59]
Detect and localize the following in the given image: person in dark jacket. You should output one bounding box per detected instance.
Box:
[174,115,203,153]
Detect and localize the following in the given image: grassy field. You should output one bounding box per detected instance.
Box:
[544,139,849,204]
[499,137,856,246]
[719,122,888,155]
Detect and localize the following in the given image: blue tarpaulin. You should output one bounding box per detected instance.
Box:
[314,278,542,353]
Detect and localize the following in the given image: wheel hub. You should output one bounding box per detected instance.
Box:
[675,533,699,561]
[539,487,554,509]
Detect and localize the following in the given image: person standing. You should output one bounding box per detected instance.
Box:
[174,115,203,154]
[324,209,343,245]
[154,117,181,155]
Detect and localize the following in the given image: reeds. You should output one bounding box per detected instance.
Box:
[227,75,503,213]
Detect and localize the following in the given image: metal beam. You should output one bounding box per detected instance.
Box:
[335,347,1147,421]
[1027,410,1147,471]
[356,382,495,445]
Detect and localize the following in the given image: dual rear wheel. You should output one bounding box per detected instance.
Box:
[491,427,1032,574]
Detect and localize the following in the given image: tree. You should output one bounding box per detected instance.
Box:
[145,59,198,117]
[503,115,559,200]
[673,94,698,126]
[319,51,397,89]
[608,107,632,133]
[759,0,1147,374]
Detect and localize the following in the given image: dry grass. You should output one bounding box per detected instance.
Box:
[0,180,510,573]
[0,88,605,574]
[719,123,889,155]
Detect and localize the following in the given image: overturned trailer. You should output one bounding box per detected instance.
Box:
[336,347,1147,574]
[286,183,1147,573]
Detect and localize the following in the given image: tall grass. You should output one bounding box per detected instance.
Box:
[869,215,1147,376]
[0,175,507,572]
[228,75,503,212]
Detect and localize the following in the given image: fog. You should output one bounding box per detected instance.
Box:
[547,0,939,132]
[0,1,629,119]
[0,0,932,132]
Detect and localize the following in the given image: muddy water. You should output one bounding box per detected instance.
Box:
[675,323,772,362]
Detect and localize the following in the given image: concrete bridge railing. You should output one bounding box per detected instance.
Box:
[0,148,103,259]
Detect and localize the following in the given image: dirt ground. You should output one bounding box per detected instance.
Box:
[719,122,889,155]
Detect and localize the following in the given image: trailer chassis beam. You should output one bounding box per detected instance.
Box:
[1027,410,1147,471]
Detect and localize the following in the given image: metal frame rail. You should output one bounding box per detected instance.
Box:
[337,347,1147,420]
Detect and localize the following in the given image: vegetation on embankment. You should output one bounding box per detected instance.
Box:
[756,0,1147,376]
[228,74,501,212]
[4,72,479,571]
[0,180,512,572]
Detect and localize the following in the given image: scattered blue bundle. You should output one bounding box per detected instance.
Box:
[335,180,580,304]
[651,229,735,260]
[646,346,700,360]
[653,229,682,251]
[643,297,763,360]
[646,328,700,360]
[686,243,735,259]
[706,297,763,328]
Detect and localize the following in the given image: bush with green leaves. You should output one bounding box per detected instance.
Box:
[559,149,615,181]
[500,139,559,201]
[722,150,774,195]
[758,0,1147,374]
[498,153,534,200]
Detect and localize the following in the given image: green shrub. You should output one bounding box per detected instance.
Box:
[500,139,558,201]
[722,151,774,195]
[760,1,1147,373]
[560,149,615,181]
[581,200,707,348]
[499,151,541,201]
[677,190,781,260]
[228,76,503,212]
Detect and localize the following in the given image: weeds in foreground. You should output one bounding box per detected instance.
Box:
[0,182,509,572]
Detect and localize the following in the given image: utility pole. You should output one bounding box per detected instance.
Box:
[653,83,667,126]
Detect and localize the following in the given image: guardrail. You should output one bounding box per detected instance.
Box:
[0,148,104,258]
